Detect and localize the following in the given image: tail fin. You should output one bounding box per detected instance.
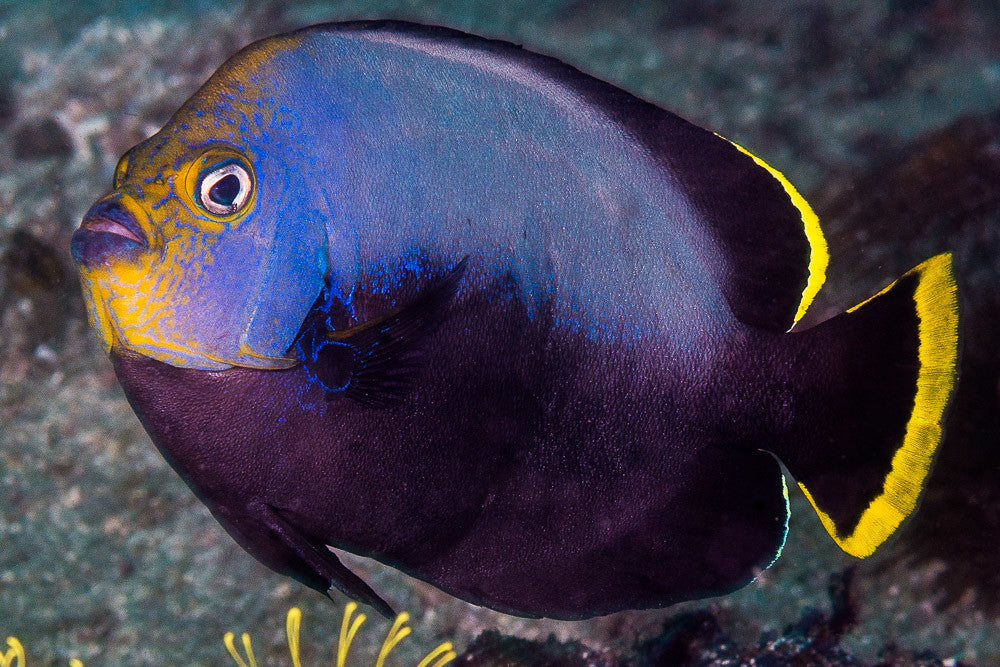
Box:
[776,253,958,558]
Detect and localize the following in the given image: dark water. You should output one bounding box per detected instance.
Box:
[1,1,999,664]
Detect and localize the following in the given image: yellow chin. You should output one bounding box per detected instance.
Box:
[80,267,296,371]
[122,331,298,370]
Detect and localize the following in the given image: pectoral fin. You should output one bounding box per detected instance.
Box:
[329,257,468,408]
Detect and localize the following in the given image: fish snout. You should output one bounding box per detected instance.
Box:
[72,199,149,267]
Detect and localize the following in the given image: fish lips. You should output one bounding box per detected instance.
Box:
[72,200,148,268]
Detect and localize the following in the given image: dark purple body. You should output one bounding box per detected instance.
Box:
[112,287,796,619]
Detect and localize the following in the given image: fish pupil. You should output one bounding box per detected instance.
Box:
[209,174,241,207]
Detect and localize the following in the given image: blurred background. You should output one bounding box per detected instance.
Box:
[1,1,998,664]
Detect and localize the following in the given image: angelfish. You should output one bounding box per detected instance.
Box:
[71,21,959,619]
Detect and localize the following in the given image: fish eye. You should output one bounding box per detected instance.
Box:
[197,161,253,216]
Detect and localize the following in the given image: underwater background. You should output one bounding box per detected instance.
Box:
[1,0,999,664]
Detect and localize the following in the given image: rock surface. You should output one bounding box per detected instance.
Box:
[1,1,999,664]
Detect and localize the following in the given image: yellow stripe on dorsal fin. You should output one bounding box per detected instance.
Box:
[721,138,829,330]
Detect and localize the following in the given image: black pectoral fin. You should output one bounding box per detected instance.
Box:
[332,256,469,408]
[256,502,394,618]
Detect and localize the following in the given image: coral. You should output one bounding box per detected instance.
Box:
[225,604,456,667]
[457,569,966,665]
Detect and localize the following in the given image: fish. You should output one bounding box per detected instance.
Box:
[70,20,959,620]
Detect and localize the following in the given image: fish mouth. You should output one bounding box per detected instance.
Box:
[82,217,144,244]
[72,199,149,267]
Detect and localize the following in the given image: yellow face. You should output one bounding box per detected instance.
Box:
[79,141,295,369]
[74,33,318,370]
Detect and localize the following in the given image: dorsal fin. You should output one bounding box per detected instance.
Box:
[645,111,828,331]
[722,139,828,329]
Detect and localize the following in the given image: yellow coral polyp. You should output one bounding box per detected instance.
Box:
[224,631,259,667]
[0,637,83,667]
[1,637,25,667]
[224,604,457,667]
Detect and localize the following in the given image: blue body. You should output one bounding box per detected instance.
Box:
[146,25,735,368]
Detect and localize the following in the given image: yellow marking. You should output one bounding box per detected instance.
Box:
[719,136,829,328]
[233,343,297,369]
[76,33,306,370]
[223,631,258,667]
[79,275,115,352]
[286,607,302,667]
[113,154,130,188]
[80,201,297,369]
[801,253,959,557]
[180,145,258,228]
[338,602,367,667]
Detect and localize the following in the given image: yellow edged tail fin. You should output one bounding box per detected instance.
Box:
[801,253,959,557]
